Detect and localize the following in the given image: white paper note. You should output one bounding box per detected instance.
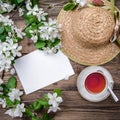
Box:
[14,50,75,94]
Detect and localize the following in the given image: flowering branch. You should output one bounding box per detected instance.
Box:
[0,14,25,72]
[22,0,61,54]
[0,0,62,73]
[0,76,63,120]
[0,1,63,119]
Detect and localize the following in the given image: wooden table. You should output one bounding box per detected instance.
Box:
[1,0,120,120]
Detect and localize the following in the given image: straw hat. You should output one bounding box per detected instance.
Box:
[58,1,120,65]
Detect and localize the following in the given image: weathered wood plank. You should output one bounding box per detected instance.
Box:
[54,111,120,120]
[20,91,120,110]
[1,90,120,120]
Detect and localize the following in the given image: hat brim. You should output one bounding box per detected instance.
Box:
[58,10,120,65]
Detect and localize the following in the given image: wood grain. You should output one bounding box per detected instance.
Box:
[1,0,120,120]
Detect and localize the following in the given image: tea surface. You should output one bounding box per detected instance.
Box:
[85,72,106,93]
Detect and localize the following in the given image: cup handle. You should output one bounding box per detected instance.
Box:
[108,86,119,102]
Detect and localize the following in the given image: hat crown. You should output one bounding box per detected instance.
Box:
[71,7,115,47]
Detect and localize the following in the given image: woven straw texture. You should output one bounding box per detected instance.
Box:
[58,1,120,65]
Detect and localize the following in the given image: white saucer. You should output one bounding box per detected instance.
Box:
[77,66,114,102]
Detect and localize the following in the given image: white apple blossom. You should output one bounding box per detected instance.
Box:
[5,109,16,118]
[48,93,63,107]
[38,18,61,42]
[0,14,24,71]
[5,37,22,56]
[27,5,39,16]
[14,27,25,39]
[14,103,25,117]
[75,0,87,7]
[5,103,25,118]
[10,68,16,75]
[0,15,13,26]
[0,14,25,39]
[0,1,15,13]
[18,8,24,16]
[31,35,38,43]
[8,88,23,102]
[47,92,63,113]
[36,8,48,22]
[48,105,61,113]
[43,43,61,54]
[26,0,47,22]
[29,30,38,42]
[0,35,23,71]
[0,98,6,108]
[0,54,12,72]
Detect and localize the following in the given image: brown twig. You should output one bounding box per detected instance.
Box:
[10,3,24,19]
[1,70,5,80]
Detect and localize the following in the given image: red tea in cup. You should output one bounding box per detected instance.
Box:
[85,72,106,94]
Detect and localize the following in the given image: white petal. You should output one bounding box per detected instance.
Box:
[56,97,63,103]
[48,93,53,99]
[52,101,58,107]
[26,4,31,11]
[17,46,22,51]
[33,5,39,11]
[0,78,3,85]
[80,0,87,7]
[53,93,57,98]
[10,68,16,75]
[48,100,53,105]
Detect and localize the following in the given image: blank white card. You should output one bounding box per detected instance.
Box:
[14,50,75,94]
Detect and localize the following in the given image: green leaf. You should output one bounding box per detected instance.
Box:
[54,89,62,96]
[30,0,38,6]
[0,34,6,42]
[17,0,24,4]
[14,100,20,105]
[41,113,52,120]
[38,22,44,27]
[16,37,23,42]
[11,0,18,5]
[32,116,39,120]
[24,108,33,117]
[24,14,38,25]
[11,0,23,5]
[6,98,14,108]
[35,41,46,49]
[32,100,42,110]
[29,99,49,111]
[6,99,20,108]
[51,38,60,47]
[0,9,4,14]
[44,94,49,101]
[69,0,73,2]
[0,26,4,34]
[7,76,17,89]
[28,18,36,25]
[5,25,11,32]
[63,2,76,11]
[31,23,38,30]
[1,84,9,95]
[25,27,32,38]
[38,99,49,107]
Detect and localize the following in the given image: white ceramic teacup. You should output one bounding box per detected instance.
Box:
[77,66,118,102]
